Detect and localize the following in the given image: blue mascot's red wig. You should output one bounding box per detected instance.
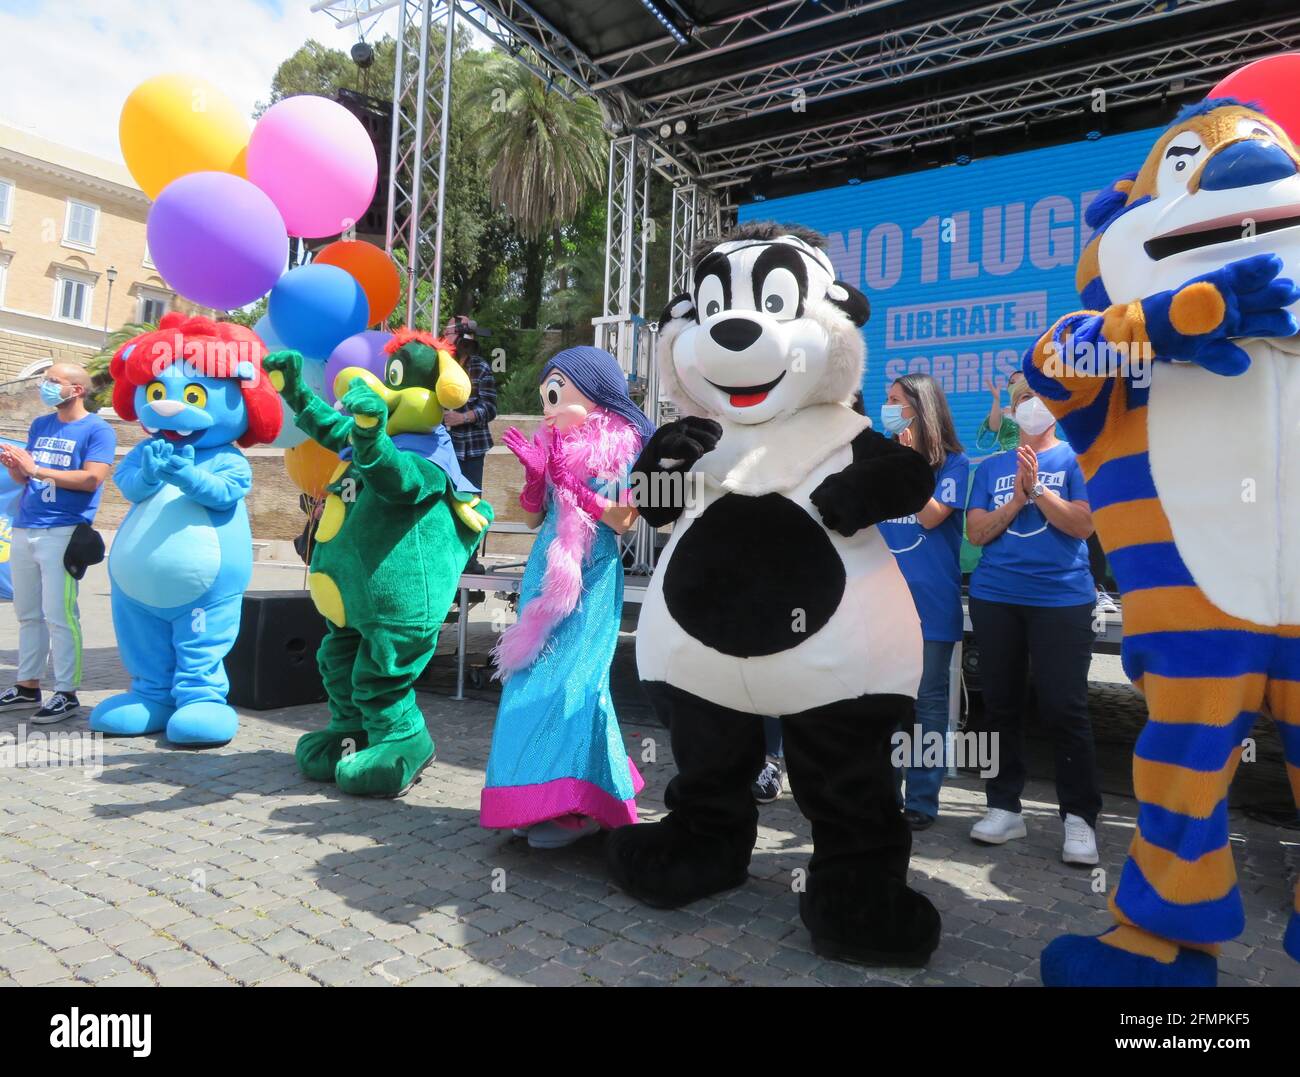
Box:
[111,312,282,448]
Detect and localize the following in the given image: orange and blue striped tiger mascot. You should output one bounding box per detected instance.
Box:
[1025,98,1300,987]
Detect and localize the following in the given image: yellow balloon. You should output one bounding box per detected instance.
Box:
[284,439,342,500]
[119,74,250,199]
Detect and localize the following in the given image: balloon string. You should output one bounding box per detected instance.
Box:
[301,494,323,591]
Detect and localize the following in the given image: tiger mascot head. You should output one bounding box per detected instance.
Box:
[1078,98,1300,311]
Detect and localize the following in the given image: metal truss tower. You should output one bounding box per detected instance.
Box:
[316,0,457,330]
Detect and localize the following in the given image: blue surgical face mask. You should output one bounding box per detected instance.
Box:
[39,380,68,408]
[880,403,912,434]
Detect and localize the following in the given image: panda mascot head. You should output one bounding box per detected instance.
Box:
[657,222,871,425]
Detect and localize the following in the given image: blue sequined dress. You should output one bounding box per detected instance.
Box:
[480,489,643,829]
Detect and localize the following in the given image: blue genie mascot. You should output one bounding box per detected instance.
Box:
[90,314,282,747]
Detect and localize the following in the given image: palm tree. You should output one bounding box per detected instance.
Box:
[86,321,157,412]
[470,55,607,329]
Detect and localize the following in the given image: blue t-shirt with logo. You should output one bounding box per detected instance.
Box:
[966,441,1094,607]
[878,450,969,642]
[13,412,116,529]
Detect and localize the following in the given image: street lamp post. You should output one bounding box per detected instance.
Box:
[103,265,117,337]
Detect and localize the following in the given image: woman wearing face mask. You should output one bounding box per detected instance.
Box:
[976,370,1025,452]
[964,376,1102,867]
[877,374,969,831]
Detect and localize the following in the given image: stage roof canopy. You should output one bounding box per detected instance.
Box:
[457,0,1300,203]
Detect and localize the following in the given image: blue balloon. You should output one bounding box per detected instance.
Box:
[260,315,333,449]
[267,263,369,362]
[252,314,285,352]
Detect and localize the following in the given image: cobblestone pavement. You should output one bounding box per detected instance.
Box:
[0,563,1296,987]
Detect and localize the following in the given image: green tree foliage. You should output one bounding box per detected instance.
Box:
[87,321,157,412]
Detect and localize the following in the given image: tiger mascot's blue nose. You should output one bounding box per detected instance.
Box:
[1199,139,1296,191]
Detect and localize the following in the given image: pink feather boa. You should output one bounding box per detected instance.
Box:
[491,408,643,679]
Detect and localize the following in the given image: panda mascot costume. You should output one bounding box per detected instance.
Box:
[607,221,942,966]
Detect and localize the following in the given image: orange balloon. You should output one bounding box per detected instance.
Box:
[284,439,342,499]
[315,240,401,326]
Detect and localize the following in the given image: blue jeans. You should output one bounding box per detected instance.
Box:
[763,715,783,758]
[896,638,956,819]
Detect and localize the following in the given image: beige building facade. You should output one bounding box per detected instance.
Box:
[0,123,207,382]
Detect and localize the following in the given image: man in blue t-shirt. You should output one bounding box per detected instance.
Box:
[0,364,115,723]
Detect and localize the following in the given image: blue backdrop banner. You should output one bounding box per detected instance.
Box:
[738,127,1162,448]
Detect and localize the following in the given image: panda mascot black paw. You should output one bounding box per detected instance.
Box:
[608,222,941,967]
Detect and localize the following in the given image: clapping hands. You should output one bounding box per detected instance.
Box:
[141,439,194,485]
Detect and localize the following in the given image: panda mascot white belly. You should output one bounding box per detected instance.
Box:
[636,414,923,714]
[607,223,942,969]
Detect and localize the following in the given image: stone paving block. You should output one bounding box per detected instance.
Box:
[224,953,298,985]
[12,962,71,986]
[257,971,320,987]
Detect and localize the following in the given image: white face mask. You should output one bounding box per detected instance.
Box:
[1014,397,1055,437]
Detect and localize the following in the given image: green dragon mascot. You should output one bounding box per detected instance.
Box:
[264,329,492,797]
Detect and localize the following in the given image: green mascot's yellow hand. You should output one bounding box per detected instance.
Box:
[453,495,489,534]
[262,349,310,409]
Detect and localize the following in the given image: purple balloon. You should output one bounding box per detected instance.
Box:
[324,329,393,403]
[146,172,288,310]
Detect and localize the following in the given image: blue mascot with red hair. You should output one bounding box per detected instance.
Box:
[90,313,282,747]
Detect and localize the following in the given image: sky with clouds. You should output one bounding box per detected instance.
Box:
[0,0,406,163]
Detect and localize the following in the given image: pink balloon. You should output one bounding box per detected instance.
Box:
[324,329,394,403]
[1210,53,1300,144]
[247,96,378,239]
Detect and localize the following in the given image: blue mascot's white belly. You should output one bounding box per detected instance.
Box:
[1147,338,1300,626]
[637,444,923,714]
[110,483,223,608]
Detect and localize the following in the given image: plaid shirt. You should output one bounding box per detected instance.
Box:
[448,352,497,459]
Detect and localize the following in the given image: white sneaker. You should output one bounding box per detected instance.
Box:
[1094,590,1120,616]
[970,808,1028,845]
[1062,813,1099,865]
[526,817,600,849]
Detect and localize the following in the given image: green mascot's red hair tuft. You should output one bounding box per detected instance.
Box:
[384,327,454,355]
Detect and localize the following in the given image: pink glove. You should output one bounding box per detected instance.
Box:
[501,427,547,512]
[547,443,610,520]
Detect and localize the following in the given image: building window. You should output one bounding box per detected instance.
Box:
[0,179,12,229]
[54,273,93,323]
[63,199,98,251]
[143,242,155,270]
[0,253,10,307]
[138,292,169,324]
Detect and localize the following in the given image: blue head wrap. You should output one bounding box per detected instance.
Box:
[541,346,656,443]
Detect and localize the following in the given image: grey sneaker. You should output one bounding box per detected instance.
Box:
[752,756,783,803]
[32,692,80,724]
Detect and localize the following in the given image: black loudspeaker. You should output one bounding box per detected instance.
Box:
[225,591,328,710]
[335,88,392,241]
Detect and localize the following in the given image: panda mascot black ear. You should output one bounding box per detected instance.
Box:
[659,292,696,326]
[826,281,870,327]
